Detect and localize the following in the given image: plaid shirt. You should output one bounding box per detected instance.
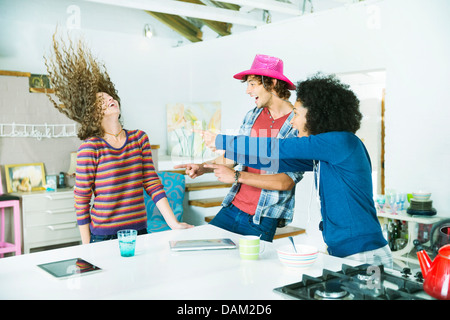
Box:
[222,107,304,225]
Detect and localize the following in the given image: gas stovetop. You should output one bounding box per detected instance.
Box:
[274,264,432,300]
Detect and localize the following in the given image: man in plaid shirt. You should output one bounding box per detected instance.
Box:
[175,55,303,241]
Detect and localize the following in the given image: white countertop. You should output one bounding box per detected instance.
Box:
[0,225,358,300]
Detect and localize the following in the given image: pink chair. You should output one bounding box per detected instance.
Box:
[0,169,21,257]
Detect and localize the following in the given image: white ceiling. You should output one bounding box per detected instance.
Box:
[81,0,361,28]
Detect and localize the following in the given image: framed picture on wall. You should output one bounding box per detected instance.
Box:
[29,74,54,93]
[4,163,46,193]
[166,101,221,160]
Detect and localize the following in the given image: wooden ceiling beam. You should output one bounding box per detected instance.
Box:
[178,0,233,36]
[146,11,203,42]
[214,0,302,15]
[202,19,232,36]
[210,0,240,11]
[83,0,264,26]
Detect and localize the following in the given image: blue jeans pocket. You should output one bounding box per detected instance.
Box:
[209,204,278,242]
[246,215,278,242]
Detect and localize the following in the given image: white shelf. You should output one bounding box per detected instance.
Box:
[377,208,445,268]
[0,123,77,140]
[377,209,443,224]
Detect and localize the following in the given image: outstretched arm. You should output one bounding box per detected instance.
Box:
[173,154,235,179]
[198,130,314,173]
[155,197,193,230]
[203,163,295,190]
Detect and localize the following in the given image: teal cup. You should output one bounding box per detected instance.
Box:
[117,229,137,257]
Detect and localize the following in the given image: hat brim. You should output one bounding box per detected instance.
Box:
[233,69,296,90]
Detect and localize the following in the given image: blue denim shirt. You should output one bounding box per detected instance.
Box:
[222,107,304,225]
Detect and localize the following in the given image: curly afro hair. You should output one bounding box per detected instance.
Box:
[296,73,362,135]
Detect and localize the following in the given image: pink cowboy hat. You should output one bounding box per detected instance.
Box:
[233,54,296,90]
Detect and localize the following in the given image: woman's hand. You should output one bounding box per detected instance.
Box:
[155,198,193,230]
[170,221,194,230]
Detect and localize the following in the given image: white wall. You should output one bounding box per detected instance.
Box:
[0,0,183,143]
[1,0,449,229]
[149,0,450,224]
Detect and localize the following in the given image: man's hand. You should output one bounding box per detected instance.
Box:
[203,164,236,184]
[173,163,205,179]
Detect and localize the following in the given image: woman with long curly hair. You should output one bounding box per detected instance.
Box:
[202,73,392,268]
[44,32,191,244]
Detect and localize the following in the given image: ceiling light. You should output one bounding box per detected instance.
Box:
[144,24,153,39]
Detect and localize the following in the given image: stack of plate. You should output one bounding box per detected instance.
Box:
[407,192,436,216]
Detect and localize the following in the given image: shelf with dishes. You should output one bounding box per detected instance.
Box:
[376,191,445,268]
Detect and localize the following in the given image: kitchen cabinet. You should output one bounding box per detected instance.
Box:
[17,188,80,253]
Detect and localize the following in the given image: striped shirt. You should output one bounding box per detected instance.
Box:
[74,129,166,235]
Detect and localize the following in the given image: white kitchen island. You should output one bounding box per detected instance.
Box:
[0,225,359,300]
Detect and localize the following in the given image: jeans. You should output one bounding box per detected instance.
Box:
[210,204,278,242]
[90,228,148,243]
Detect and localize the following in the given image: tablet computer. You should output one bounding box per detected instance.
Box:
[37,258,102,279]
[169,239,237,251]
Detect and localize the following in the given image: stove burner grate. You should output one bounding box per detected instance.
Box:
[313,279,350,300]
[274,264,430,300]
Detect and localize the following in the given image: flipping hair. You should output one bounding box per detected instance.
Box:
[44,31,120,140]
[296,73,362,135]
[241,75,291,100]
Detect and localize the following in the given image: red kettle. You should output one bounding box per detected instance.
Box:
[414,239,450,300]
